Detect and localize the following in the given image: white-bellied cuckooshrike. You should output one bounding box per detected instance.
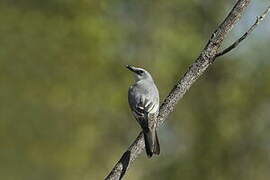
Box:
[126,65,160,158]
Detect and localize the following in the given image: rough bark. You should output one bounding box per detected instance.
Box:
[216,5,270,58]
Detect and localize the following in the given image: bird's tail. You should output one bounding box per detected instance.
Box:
[143,128,160,158]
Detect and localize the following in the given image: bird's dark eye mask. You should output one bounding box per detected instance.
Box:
[136,70,144,75]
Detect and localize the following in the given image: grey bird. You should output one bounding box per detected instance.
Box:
[126,65,160,158]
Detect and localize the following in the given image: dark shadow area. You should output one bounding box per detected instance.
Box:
[119,150,131,180]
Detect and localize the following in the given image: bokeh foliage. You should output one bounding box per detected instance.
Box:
[0,0,270,180]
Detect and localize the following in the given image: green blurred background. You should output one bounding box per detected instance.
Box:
[1,0,270,179]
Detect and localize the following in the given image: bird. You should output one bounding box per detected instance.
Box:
[126,65,160,158]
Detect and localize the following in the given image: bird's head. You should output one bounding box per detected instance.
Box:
[126,65,153,81]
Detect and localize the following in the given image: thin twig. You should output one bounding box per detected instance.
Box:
[105,1,253,180]
[215,5,270,58]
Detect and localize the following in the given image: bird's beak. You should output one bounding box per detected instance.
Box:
[126,65,136,73]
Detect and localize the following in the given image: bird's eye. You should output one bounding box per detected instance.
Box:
[138,70,144,74]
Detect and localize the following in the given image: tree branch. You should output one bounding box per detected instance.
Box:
[105,0,254,179]
[215,5,270,58]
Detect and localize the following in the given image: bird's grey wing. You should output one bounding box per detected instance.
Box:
[142,81,159,115]
[128,87,157,116]
[128,82,160,157]
[128,85,159,129]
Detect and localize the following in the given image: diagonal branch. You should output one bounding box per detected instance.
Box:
[215,5,270,58]
[105,0,253,179]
